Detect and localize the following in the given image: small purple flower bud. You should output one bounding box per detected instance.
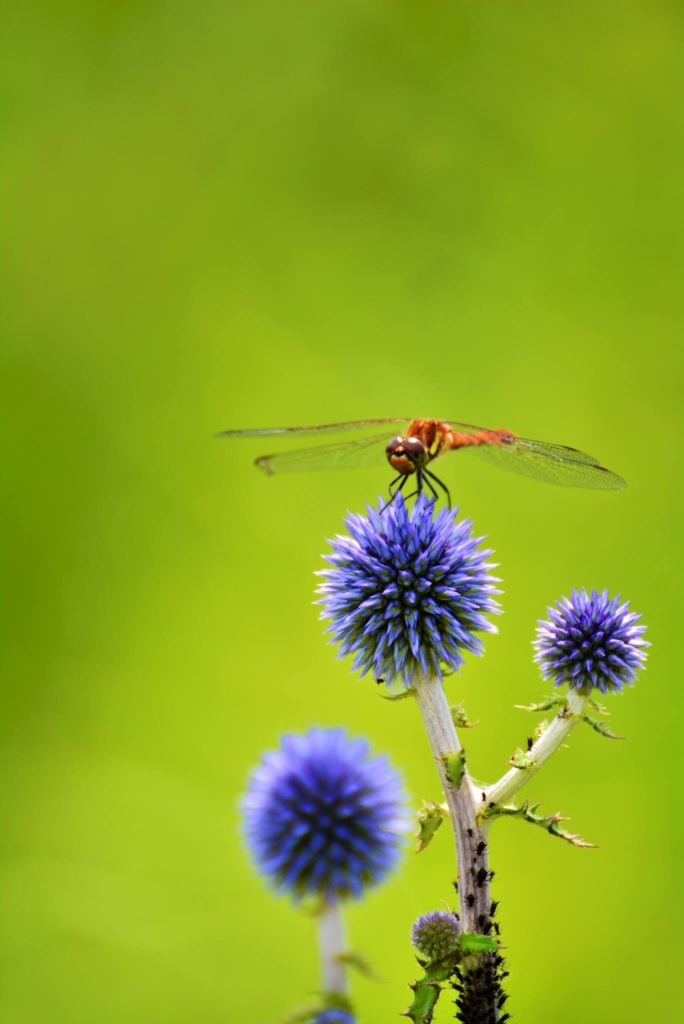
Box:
[534,588,648,694]
[411,909,461,960]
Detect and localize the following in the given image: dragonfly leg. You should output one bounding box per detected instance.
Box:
[401,472,423,504]
[421,472,440,503]
[381,474,409,513]
[397,479,419,503]
[388,473,403,498]
[424,468,451,508]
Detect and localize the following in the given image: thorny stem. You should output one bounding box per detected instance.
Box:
[413,672,501,1021]
[412,678,590,1021]
[484,690,588,808]
[318,899,348,997]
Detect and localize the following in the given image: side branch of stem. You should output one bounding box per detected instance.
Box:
[484,690,588,808]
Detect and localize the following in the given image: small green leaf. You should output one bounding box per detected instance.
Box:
[321,994,354,1013]
[415,800,448,852]
[284,992,354,1024]
[277,1006,321,1024]
[442,750,467,789]
[506,748,536,770]
[515,695,567,713]
[338,950,380,981]
[459,933,499,954]
[379,688,415,702]
[483,798,596,848]
[581,713,624,740]
[450,701,478,729]
[533,719,550,741]
[403,964,452,1023]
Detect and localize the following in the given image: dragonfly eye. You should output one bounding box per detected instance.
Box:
[386,436,427,475]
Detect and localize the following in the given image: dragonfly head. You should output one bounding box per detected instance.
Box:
[386,436,428,476]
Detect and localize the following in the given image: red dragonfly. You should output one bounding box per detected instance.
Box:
[216,417,626,505]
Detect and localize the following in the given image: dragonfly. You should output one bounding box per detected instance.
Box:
[216,417,626,505]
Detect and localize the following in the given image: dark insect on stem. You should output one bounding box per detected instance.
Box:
[452,945,509,1024]
[477,914,494,934]
[476,841,486,856]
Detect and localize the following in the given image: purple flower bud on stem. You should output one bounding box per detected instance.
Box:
[534,588,648,693]
[411,909,461,960]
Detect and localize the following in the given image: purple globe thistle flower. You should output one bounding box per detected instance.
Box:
[308,1011,356,1024]
[411,909,461,960]
[241,728,407,901]
[317,495,500,687]
[534,588,648,694]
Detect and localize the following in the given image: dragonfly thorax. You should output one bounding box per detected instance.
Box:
[386,436,429,477]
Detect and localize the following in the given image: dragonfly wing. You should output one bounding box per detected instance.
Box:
[465,438,626,489]
[255,433,394,475]
[216,418,409,439]
[442,420,603,463]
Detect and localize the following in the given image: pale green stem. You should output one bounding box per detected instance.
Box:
[412,673,491,934]
[411,676,593,1024]
[484,690,589,807]
[318,899,347,997]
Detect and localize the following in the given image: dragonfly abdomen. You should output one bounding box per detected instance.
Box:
[444,427,516,452]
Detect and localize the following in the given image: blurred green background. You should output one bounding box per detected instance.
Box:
[3,1,680,1022]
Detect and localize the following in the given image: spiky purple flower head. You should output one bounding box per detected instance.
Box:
[241,728,407,901]
[411,909,461,960]
[317,495,500,687]
[308,1011,356,1024]
[534,588,648,694]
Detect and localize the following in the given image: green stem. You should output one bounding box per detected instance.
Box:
[413,672,503,1022]
[484,690,588,808]
[318,899,347,997]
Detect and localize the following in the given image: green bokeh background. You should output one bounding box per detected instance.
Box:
[3,2,680,1022]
